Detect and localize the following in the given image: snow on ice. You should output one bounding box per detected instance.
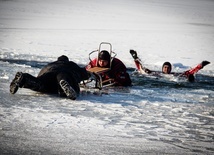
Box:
[0,0,214,154]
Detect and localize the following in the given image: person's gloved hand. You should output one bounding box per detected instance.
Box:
[201,61,210,68]
[130,49,138,59]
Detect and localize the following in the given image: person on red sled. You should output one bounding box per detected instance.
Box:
[86,50,132,86]
[130,49,210,82]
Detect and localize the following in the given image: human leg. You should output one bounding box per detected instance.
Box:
[57,73,80,100]
[10,72,44,94]
[59,80,77,100]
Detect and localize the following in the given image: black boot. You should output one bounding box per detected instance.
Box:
[10,72,24,94]
[59,80,77,100]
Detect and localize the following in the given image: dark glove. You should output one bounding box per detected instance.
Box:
[130,49,138,59]
[201,61,210,68]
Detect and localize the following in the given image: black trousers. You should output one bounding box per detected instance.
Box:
[21,72,80,94]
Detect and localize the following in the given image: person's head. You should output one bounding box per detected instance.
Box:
[98,50,110,67]
[57,55,69,62]
[162,62,172,74]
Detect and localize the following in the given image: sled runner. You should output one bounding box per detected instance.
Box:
[81,42,117,89]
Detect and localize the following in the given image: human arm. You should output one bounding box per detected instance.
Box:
[183,60,210,76]
[85,59,97,70]
[177,61,210,82]
[114,70,132,86]
[109,58,132,86]
[130,50,152,74]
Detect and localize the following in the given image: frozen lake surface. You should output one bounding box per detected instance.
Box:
[0,0,214,154]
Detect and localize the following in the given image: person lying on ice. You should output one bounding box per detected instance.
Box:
[10,55,90,100]
[130,50,210,82]
[86,50,132,86]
